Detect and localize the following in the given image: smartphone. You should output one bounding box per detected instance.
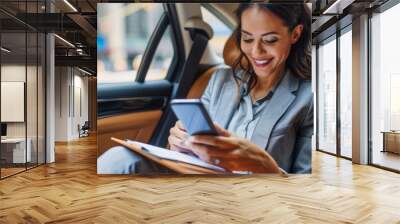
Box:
[170,99,218,136]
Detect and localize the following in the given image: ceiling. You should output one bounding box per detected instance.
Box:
[0,0,392,74]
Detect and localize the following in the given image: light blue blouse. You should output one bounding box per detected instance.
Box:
[227,83,276,139]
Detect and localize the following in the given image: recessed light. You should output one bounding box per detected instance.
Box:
[54,34,75,48]
[1,47,11,53]
[78,67,93,76]
[322,0,354,15]
[63,0,78,12]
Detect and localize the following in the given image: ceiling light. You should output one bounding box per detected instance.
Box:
[54,34,75,48]
[1,47,11,53]
[63,0,78,12]
[322,0,355,15]
[323,0,341,14]
[78,67,93,76]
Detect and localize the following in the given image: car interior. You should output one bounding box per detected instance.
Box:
[97,3,240,156]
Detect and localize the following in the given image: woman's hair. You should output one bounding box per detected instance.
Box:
[232,3,311,92]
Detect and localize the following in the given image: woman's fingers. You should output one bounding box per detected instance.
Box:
[189,135,237,149]
[176,120,186,131]
[168,134,189,148]
[186,142,225,164]
[186,141,235,165]
[172,121,230,148]
[186,143,212,163]
[213,123,230,137]
[168,135,191,152]
[170,125,189,141]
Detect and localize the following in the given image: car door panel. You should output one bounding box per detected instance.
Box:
[97,80,172,155]
[98,96,167,118]
[97,110,162,156]
[98,80,172,100]
[98,80,172,118]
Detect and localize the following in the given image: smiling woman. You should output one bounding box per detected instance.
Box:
[233,3,311,94]
[98,3,313,175]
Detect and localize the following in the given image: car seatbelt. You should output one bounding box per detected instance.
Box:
[173,28,210,98]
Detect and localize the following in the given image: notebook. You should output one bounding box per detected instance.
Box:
[126,140,226,172]
[111,137,281,175]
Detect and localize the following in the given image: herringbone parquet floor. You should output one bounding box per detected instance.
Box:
[1,135,400,223]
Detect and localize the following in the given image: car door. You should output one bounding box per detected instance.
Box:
[97,3,185,156]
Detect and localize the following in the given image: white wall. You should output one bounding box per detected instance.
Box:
[1,65,26,139]
[55,66,70,141]
[55,67,89,141]
[1,63,46,163]
[0,65,41,138]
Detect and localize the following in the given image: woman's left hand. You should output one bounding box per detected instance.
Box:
[185,124,281,174]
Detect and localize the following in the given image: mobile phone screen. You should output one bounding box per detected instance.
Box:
[171,99,218,136]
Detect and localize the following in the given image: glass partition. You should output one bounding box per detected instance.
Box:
[317,36,337,154]
[370,3,400,171]
[339,28,352,158]
[0,1,46,179]
[1,30,28,177]
[27,31,38,169]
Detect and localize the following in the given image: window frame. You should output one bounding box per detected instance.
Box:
[135,12,170,83]
[315,19,353,161]
[163,3,185,83]
[368,0,400,173]
[98,3,184,84]
[135,4,182,83]
[0,1,47,179]
[316,33,338,156]
[315,0,400,173]
[338,24,353,159]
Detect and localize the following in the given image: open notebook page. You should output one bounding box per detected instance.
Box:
[127,140,226,172]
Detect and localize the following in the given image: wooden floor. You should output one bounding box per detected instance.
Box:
[1,136,400,223]
[1,167,26,178]
[372,150,400,171]
[1,163,45,178]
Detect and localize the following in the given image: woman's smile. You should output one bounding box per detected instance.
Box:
[240,6,297,79]
[252,58,273,68]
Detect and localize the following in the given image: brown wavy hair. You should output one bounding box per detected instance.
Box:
[232,3,311,93]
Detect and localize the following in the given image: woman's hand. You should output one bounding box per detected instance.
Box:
[168,121,193,154]
[186,124,281,174]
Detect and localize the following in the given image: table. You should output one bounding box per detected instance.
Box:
[381,131,400,154]
[1,138,31,163]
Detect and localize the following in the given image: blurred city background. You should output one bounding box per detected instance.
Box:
[97,3,232,83]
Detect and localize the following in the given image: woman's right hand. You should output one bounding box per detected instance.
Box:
[168,121,191,153]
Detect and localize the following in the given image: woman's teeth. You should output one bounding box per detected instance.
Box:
[254,59,270,66]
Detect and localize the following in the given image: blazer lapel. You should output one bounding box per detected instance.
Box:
[250,71,299,149]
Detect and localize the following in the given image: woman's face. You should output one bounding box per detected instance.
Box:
[240,7,302,79]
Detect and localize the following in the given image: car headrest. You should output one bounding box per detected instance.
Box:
[184,17,213,39]
[222,30,249,70]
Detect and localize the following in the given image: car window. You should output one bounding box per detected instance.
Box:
[200,6,233,58]
[145,26,174,81]
[97,3,174,83]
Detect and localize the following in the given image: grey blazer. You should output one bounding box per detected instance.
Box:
[201,67,313,173]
